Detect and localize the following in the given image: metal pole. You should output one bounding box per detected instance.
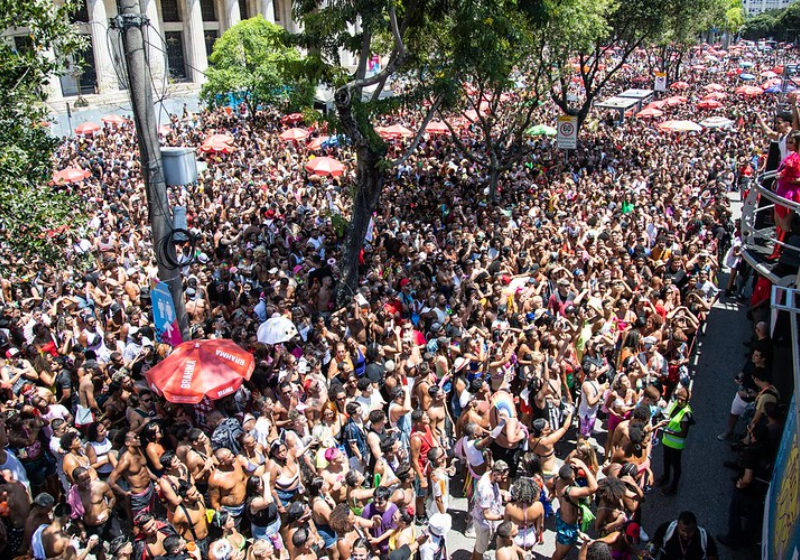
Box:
[66,102,73,137]
[115,0,190,342]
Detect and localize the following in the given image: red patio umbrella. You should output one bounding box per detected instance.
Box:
[664,96,688,106]
[382,124,413,138]
[645,100,667,110]
[204,133,234,145]
[697,99,722,109]
[658,120,703,132]
[761,78,781,89]
[200,141,236,154]
[306,136,330,150]
[75,122,101,135]
[305,156,345,177]
[425,121,449,135]
[101,114,126,126]
[636,107,664,118]
[735,85,764,96]
[52,167,90,185]
[281,113,304,124]
[670,81,690,90]
[704,83,725,92]
[703,92,727,100]
[280,128,309,141]
[145,339,254,404]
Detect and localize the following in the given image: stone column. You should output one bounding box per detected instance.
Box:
[260,0,275,23]
[225,0,241,29]
[86,0,118,93]
[42,48,65,102]
[185,0,208,83]
[141,0,167,88]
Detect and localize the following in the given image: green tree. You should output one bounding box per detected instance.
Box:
[201,16,313,114]
[0,0,86,270]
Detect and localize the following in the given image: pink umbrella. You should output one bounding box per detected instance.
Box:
[425,121,449,135]
[735,85,764,96]
[280,128,309,142]
[101,114,126,126]
[761,78,781,89]
[645,100,667,110]
[670,81,691,90]
[379,124,413,139]
[306,136,330,150]
[200,142,236,154]
[305,156,345,177]
[205,133,234,145]
[658,120,703,132]
[664,96,688,106]
[52,167,91,185]
[761,70,778,79]
[703,92,727,100]
[704,83,725,92]
[281,113,304,124]
[697,99,722,109]
[636,107,664,118]
[75,122,101,136]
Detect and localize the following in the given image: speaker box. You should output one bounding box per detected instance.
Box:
[161,147,197,186]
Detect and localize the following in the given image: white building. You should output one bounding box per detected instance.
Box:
[742,0,795,16]
[2,0,320,108]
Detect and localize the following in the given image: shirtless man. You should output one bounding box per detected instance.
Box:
[0,473,31,558]
[108,432,156,520]
[320,448,349,503]
[133,513,170,560]
[272,381,298,429]
[413,363,435,412]
[427,385,450,448]
[71,466,118,560]
[61,431,97,487]
[21,492,55,557]
[185,429,215,496]
[328,504,375,560]
[552,459,598,560]
[313,276,334,314]
[35,503,99,560]
[76,370,99,429]
[171,480,210,557]
[495,521,526,560]
[208,447,247,529]
[184,289,209,325]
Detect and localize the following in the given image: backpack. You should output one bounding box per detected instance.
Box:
[211,418,244,454]
[658,520,707,559]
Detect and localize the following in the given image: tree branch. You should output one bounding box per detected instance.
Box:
[391,97,442,168]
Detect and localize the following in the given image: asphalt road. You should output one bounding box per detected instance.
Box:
[442,195,759,559]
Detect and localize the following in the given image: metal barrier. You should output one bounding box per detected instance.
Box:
[740,169,800,283]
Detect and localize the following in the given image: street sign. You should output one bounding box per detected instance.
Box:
[654,72,667,92]
[557,115,577,150]
[152,282,183,346]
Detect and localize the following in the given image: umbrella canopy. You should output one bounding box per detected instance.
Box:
[761,70,778,79]
[257,316,299,345]
[52,167,90,185]
[664,96,688,106]
[380,124,413,139]
[526,124,557,136]
[305,156,346,177]
[200,141,236,154]
[766,84,797,94]
[697,99,723,109]
[280,112,304,124]
[761,78,782,89]
[205,133,234,145]
[703,92,727,100]
[645,100,667,110]
[658,120,703,132]
[75,122,100,135]
[280,128,309,141]
[306,135,330,150]
[101,114,126,126]
[739,73,756,81]
[145,339,254,404]
[636,107,664,118]
[699,116,734,129]
[425,121,450,135]
[670,81,690,90]
[735,85,764,96]
[704,83,725,91]
[740,60,754,68]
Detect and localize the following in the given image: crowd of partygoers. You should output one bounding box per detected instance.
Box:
[0,40,797,560]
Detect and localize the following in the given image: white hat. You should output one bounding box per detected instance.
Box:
[385,360,396,372]
[428,513,452,537]
[454,357,468,372]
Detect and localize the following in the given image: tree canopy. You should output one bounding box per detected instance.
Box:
[741,2,800,41]
[0,0,86,270]
[201,16,314,113]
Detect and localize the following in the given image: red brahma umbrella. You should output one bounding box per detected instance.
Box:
[281,113,304,124]
[75,122,101,135]
[145,339,254,404]
[101,114,126,126]
[52,167,91,185]
[425,121,449,135]
[636,107,664,118]
[697,99,723,109]
[305,157,345,177]
[280,128,309,141]
[670,81,690,90]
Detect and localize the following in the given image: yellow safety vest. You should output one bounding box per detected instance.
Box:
[662,401,692,450]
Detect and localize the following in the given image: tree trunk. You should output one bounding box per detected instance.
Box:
[488,166,500,201]
[336,147,384,306]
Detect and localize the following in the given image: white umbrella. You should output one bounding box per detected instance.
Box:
[699,116,734,129]
[257,316,299,345]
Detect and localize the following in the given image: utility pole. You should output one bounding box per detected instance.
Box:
[114,0,191,342]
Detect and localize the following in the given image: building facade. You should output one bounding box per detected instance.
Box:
[741,0,795,16]
[2,0,305,105]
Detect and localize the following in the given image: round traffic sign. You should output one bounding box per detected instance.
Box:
[559,121,575,136]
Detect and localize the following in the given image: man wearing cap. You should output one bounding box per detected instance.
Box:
[637,336,667,388]
[471,460,508,560]
[20,493,55,557]
[419,512,451,560]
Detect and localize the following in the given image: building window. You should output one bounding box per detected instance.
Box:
[238,0,249,19]
[201,0,217,21]
[204,30,218,56]
[70,0,89,23]
[13,35,33,54]
[165,31,188,80]
[161,0,181,22]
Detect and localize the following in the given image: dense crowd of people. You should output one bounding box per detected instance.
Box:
[0,40,796,560]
